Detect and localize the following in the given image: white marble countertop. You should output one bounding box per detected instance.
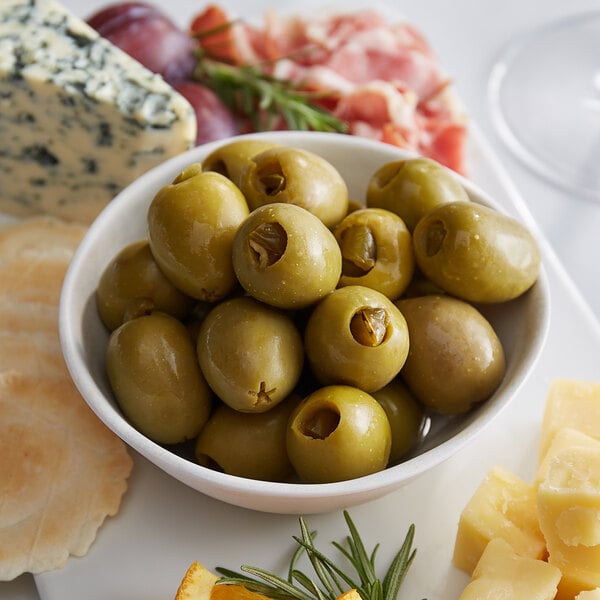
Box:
[2,0,599,598]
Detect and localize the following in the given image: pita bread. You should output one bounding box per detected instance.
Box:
[0,253,72,306]
[0,372,133,580]
[0,301,59,334]
[0,331,66,378]
[0,216,86,257]
[0,216,133,581]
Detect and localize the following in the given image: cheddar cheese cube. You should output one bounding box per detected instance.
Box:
[458,537,561,600]
[537,445,600,593]
[453,465,546,574]
[539,380,600,460]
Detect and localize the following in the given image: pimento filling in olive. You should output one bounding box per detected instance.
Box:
[349,307,389,346]
[248,222,287,268]
[299,407,341,440]
[339,225,377,277]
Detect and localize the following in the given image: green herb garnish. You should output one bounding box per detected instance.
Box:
[215,511,422,600]
[192,24,348,134]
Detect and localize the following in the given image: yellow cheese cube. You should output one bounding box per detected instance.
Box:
[453,465,546,574]
[536,428,600,489]
[539,380,600,460]
[537,445,600,591]
[458,538,561,600]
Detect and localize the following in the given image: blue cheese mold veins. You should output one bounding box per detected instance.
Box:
[0,0,197,223]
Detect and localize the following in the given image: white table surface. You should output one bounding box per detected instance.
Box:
[2,0,599,598]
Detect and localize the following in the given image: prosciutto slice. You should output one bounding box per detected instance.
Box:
[190,5,468,173]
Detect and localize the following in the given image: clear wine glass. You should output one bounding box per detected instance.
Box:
[488,11,600,201]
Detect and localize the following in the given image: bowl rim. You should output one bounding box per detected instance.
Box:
[59,131,551,510]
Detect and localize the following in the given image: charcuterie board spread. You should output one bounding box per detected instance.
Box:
[1,1,600,600]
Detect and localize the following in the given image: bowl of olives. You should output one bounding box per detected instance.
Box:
[60,131,550,514]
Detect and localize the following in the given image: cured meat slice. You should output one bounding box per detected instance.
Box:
[190,5,468,173]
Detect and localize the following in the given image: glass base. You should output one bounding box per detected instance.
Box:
[489,11,600,201]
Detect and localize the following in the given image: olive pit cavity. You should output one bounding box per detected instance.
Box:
[300,407,341,440]
[424,219,447,256]
[248,222,288,268]
[350,307,389,346]
[374,161,404,189]
[340,225,377,277]
[257,159,286,196]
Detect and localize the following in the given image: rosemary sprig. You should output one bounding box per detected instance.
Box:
[191,21,348,134]
[215,511,422,600]
[193,58,348,134]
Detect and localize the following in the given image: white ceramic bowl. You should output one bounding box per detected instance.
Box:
[59,131,550,514]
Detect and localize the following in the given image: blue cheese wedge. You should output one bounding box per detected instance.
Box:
[0,0,197,223]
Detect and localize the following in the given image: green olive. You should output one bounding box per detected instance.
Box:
[239,146,349,228]
[286,385,391,483]
[197,296,304,413]
[194,395,298,481]
[412,202,541,303]
[106,312,212,444]
[232,203,342,309]
[396,295,506,414]
[371,379,425,465]
[366,157,470,231]
[147,167,249,302]
[304,285,410,392]
[202,139,280,188]
[96,239,194,331]
[334,208,415,300]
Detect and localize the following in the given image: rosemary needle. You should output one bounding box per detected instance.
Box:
[215,511,423,600]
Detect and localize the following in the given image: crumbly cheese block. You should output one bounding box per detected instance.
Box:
[539,380,600,460]
[458,538,561,600]
[453,465,546,574]
[0,0,197,224]
[537,445,600,595]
